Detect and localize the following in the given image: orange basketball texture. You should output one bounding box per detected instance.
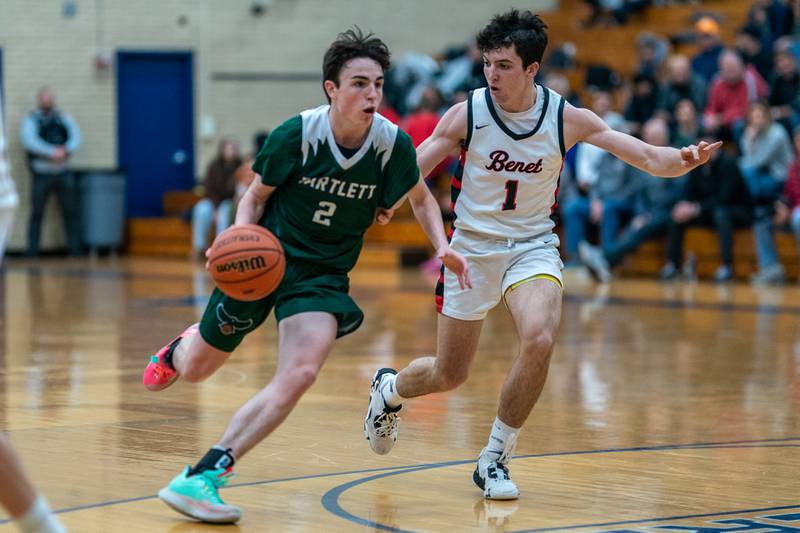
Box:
[207,225,285,301]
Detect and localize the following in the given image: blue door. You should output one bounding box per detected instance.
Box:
[117,52,194,217]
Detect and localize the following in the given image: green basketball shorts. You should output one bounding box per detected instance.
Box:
[199,259,363,352]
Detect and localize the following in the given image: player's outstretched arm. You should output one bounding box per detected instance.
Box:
[563,105,722,178]
[406,177,471,289]
[402,101,472,288]
[234,175,275,225]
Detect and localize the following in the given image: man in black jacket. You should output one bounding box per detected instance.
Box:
[661,138,753,281]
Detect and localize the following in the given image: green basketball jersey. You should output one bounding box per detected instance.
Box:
[252,106,419,273]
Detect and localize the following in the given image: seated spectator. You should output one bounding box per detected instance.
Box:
[768,50,800,134]
[656,55,708,122]
[703,49,768,141]
[772,126,800,282]
[691,17,724,82]
[661,137,753,282]
[747,0,794,45]
[671,99,702,148]
[192,137,241,256]
[625,73,659,137]
[739,101,793,284]
[635,32,668,78]
[735,25,773,81]
[542,72,583,108]
[234,130,269,206]
[579,118,683,282]
[562,91,627,264]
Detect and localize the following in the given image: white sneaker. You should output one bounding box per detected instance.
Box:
[364,368,401,455]
[473,448,520,500]
[578,241,611,283]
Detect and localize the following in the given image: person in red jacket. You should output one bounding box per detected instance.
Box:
[775,127,800,280]
[703,49,768,141]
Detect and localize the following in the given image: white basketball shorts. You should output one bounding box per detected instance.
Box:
[436,229,563,321]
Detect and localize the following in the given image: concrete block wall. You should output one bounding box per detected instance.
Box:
[0,0,555,251]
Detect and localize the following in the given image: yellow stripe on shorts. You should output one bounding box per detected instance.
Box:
[507,273,562,294]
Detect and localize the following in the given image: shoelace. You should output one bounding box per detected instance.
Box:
[373,410,399,439]
[487,462,511,481]
[211,467,237,488]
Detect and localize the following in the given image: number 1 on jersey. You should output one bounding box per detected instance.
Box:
[502,180,519,211]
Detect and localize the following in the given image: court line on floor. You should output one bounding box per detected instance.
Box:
[1,437,795,525]
[320,439,800,532]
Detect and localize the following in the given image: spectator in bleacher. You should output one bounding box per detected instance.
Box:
[735,25,773,80]
[234,130,269,208]
[21,87,82,258]
[768,49,800,133]
[661,136,753,282]
[774,127,800,281]
[747,0,794,45]
[691,16,725,82]
[192,137,241,257]
[543,72,583,108]
[656,55,708,122]
[579,118,683,282]
[562,91,627,265]
[703,49,768,141]
[635,32,669,78]
[739,101,793,284]
[671,99,703,149]
[625,73,659,137]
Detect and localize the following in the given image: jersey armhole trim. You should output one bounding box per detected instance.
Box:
[463,90,474,151]
[557,96,566,158]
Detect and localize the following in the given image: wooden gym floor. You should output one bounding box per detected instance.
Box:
[0,255,798,532]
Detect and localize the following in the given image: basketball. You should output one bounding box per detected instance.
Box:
[206,224,285,301]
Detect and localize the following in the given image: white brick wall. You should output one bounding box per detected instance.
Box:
[0,0,556,250]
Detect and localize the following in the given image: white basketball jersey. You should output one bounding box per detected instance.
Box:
[453,85,565,239]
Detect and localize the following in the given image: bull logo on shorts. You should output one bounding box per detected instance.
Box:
[216,304,254,336]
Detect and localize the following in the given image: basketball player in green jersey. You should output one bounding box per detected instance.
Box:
[141,29,470,523]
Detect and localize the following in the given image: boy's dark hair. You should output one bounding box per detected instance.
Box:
[322,27,391,102]
[476,10,548,68]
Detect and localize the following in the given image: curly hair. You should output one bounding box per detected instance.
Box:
[322,27,391,102]
[476,10,548,68]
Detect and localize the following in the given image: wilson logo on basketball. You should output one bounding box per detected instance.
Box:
[485,150,543,173]
[215,255,268,275]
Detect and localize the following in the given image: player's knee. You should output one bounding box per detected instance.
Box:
[520,331,555,360]
[279,365,319,401]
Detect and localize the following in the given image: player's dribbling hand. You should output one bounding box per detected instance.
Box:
[205,247,211,270]
[680,140,723,169]
[437,245,472,290]
[375,208,394,225]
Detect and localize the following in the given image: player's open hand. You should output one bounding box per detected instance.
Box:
[680,140,722,169]
[375,208,395,225]
[437,245,472,290]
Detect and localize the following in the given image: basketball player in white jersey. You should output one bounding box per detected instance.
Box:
[365,9,720,500]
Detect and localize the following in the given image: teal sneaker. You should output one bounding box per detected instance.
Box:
[157,466,242,523]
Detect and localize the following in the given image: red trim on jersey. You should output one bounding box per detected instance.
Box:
[550,159,564,214]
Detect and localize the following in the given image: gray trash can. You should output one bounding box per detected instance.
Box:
[80,170,126,252]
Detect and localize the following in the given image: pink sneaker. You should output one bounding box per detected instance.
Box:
[143,323,199,391]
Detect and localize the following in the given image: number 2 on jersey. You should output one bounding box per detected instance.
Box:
[312,201,337,226]
[502,180,518,211]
